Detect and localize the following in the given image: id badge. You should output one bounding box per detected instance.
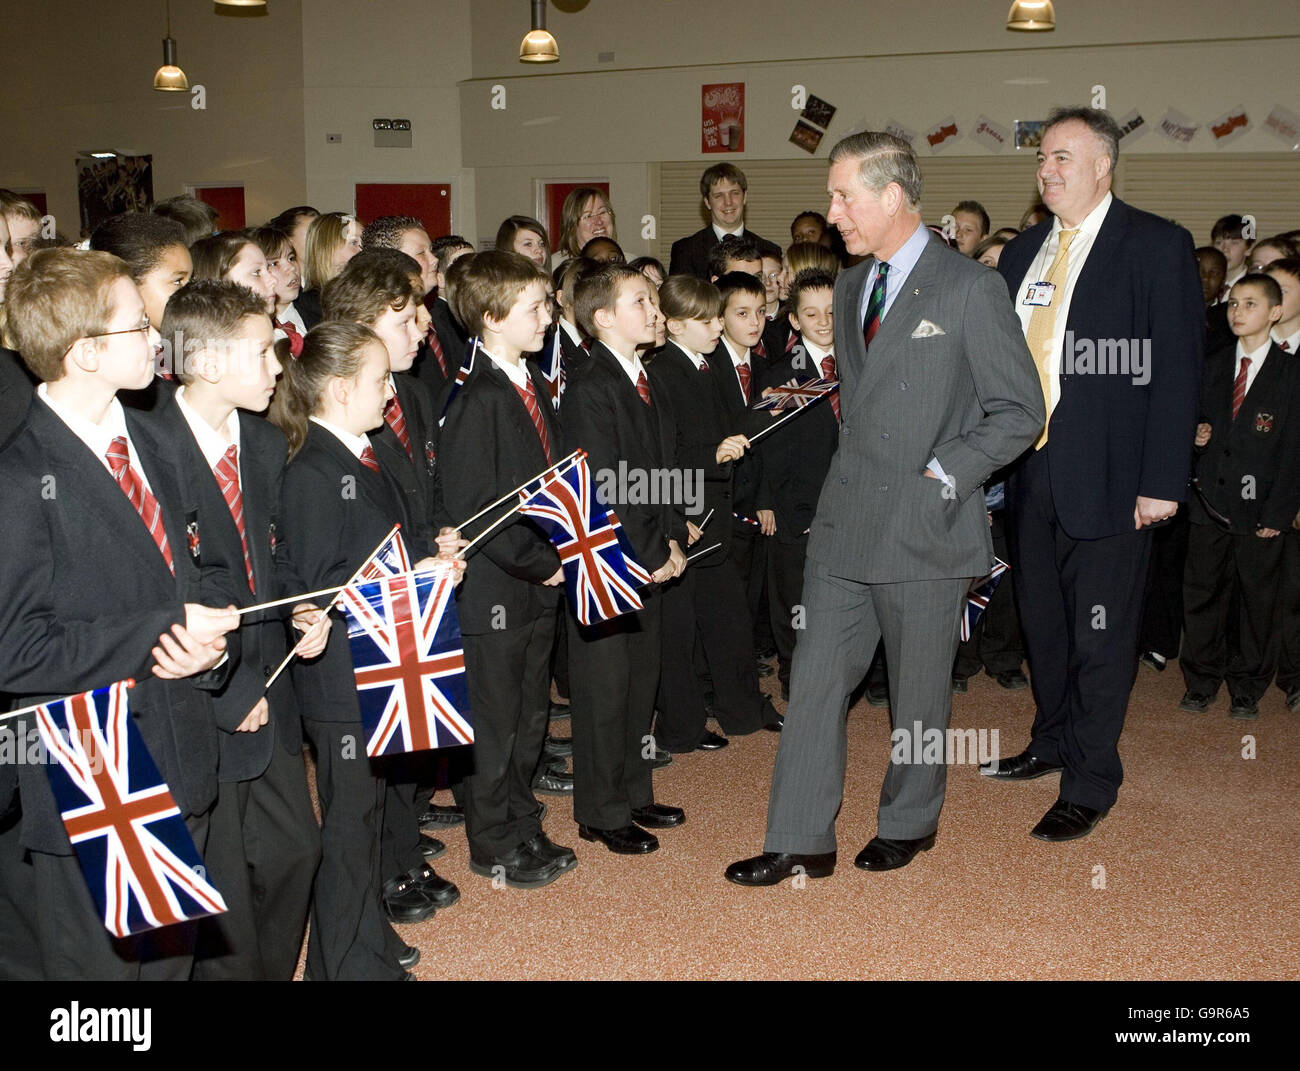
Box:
[1023,282,1055,307]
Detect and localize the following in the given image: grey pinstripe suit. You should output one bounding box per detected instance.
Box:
[763,234,1043,851]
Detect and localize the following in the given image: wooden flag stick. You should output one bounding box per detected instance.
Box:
[0,679,137,726]
[685,542,722,563]
[261,524,402,692]
[452,449,583,535]
[454,451,588,557]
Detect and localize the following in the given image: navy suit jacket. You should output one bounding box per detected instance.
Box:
[998,197,1204,539]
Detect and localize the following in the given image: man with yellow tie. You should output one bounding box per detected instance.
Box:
[982,108,1204,840]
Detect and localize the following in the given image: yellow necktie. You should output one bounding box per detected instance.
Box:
[1025,228,1078,450]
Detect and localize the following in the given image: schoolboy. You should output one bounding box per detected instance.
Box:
[1211,215,1253,302]
[0,249,240,978]
[436,250,578,885]
[650,275,777,752]
[757,269,841,699]
[151,280,324,979]
[562,265,688,854]
[1180,274,1300,719]
[416,238,474,397]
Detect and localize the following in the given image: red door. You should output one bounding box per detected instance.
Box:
[192,186,246,230]
[354,184,452,237]
[542,181,610,252]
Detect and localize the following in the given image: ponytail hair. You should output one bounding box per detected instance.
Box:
[270,320,380,459]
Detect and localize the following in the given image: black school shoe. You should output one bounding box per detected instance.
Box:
[382,872,437,924]
[468,843,568,888]
[419,803,465,828]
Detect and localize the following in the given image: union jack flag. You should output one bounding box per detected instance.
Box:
[516,455,652,625]
[438,337,480,427]
[342,565,474,757]
[32,681,228,938]
[356,527,410,583]
[961,558,1009,642]
[531,330,563,409]
[750,376,839,412]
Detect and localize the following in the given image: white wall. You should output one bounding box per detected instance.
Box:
[300,0,475,236]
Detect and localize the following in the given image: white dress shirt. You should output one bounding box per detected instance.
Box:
[175,388,241,476]
[37,385,154,493]
[1234,337,1272,397]
[1014,191,1114,413]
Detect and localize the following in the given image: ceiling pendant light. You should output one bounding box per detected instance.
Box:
[519,0,559,63]
[214,0,269,14]
[1006,0,1056,31]
[153,0,189,92]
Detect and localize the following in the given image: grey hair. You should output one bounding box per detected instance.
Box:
[1044,107,1122,175]
[828,131,924,209]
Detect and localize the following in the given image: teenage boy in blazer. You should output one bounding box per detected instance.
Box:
[437,250,577,887]
[1180,274,1300,718]
[562,265,688,854]
[0,249,241,978]
[148,281,324,981]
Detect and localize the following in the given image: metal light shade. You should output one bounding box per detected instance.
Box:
[1006,0,1056,31]
[214,0,268,12]
[520,0,558,63]
[153,36,189,91]
[214,1,267,7]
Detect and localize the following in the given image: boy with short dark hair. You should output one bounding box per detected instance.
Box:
[0,249,240,978]
[151,279,324,979]
[1180,274,1300,719]
[153,194,219,246]
[437,250,577,886]
[757,269,840,699]
[709,271,771,637]
[563,265,688,853]
[708,235,761,282]
[1211,215,1253,302]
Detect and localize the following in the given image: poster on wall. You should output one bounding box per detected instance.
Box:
[702,83,745,153]
[1013,120,1046,150]
[1262,105,1299,150]
[971,115,1010,153]
[77,152,153,238]
[1208,106,1250,146]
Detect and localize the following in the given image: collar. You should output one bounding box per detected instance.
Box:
[480,344,528,389]
[602,340,647,386]
[803,337,834,365]
[37,383,131,462]
[670,339,709,371]
[1051,190,1113,243]
[720,335,751,368]
[713,222,744,242]
[876,219,931,278]
[1236,337,1272,363]
[175,388,240,470]
[1273,326,1300,352]
[310,415,372,460]
[559,317,584,347]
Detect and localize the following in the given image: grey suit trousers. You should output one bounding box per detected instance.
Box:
[764,557,969,852]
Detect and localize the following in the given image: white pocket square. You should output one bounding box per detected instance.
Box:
[911,319,946,338]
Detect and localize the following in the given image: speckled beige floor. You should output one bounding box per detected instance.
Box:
[299,661,1300,980]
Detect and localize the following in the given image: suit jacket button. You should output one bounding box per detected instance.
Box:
[881,432,890,439]
[264,665,274,678]
[878,484,888,492]
[900,382,908,390]
[840,476,848,484]
[843,426,851,435]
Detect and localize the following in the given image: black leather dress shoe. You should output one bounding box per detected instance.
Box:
[1030,798,1108,841]
[994,668,1029,690]
[469,843,566,888]
[631,803,685,829]
[951,676,968,694]
[756,659,775,677]
[408,863,460,908]
[543,734,573,758]
[1179,690,1214,713]
[854,833,935,871]
[577,823,659,854]
[865,683,889,708]
[382,873,437,924]
[1287,688,1300,713]
[1228,697,1260,720]
[398,944,420,970]
[420,835,446,860]
[650,746,673,769]
[523,832,577,871]
[764,711,784,732]
[548,701,571,721]
[419,803,465,828]
[724,850,836,886]
[979,749,1063,780]
[533,766,574,795]
[1138,650,1167,673]
[695,729,728,751]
